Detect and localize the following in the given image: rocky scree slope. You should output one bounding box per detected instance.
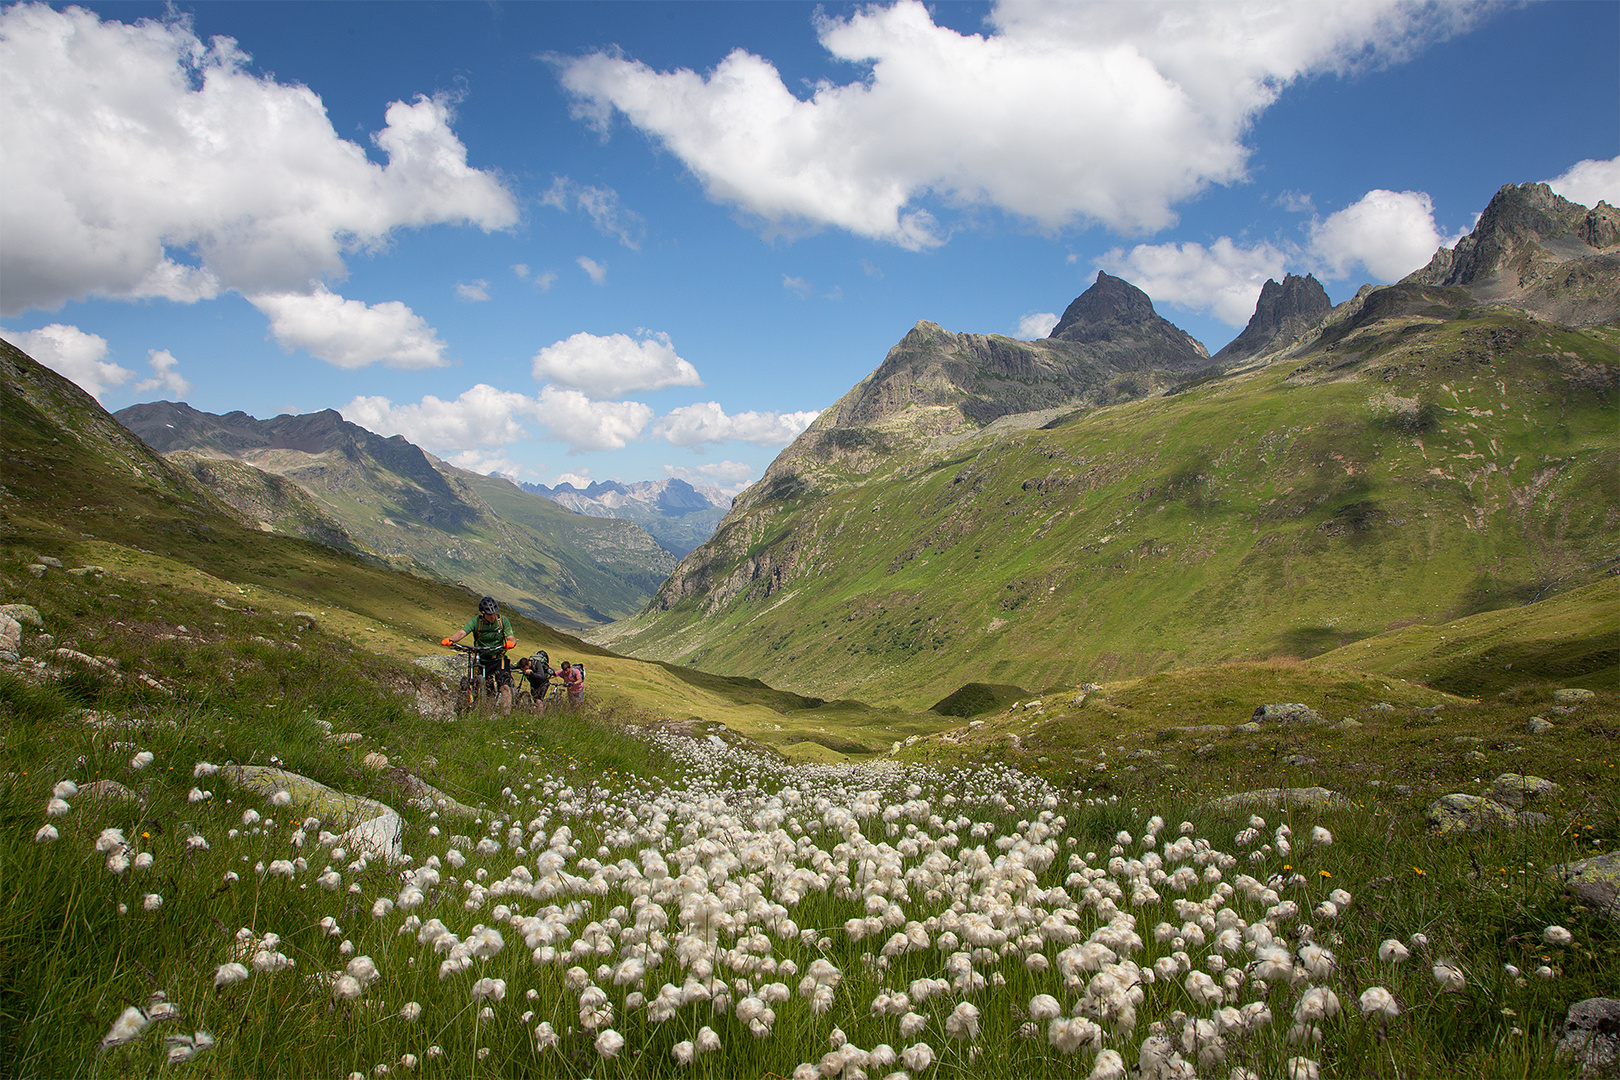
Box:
[115,402,674,629]
[595,197,1618,709]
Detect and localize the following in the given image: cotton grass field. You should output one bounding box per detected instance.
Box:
[3,622,1615,1080]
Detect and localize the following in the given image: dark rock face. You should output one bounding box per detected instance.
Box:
[1557,998,1620,1078]
[1048,273,1210,372]
[1404,182,1620,325]
[1213,274,1332,365]
[1050,271,1159,340]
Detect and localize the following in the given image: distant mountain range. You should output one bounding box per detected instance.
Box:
[595,182,1620,709]
[113,402,675,629]
[522,479,731,559]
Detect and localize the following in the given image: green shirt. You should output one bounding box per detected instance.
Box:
[460,614,513,652]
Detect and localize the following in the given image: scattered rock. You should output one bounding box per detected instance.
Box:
[53,647,109,671]
[1282,754,1317,766]
[361,752,390,771]
[26,564,48,577]
[79,779,137,801]
[309,718,333,735]
[382,767,479,819]
[1194,744,1217,757]
[1464,749,1489,763]
[0,604,43,627]
[1235,722,1262,734]
[35,555,63,568]
[1555,688,1596,703]
[221,764,403,863]
[1127,749,1160,761]
[1368,702,1395,713]
[1332,718,1363,730]
[327,732,364,746]
[1251,703,1322,725]
[1488,773,1561,809]
[1528,717,1555,734]
[1081,683,1102,693]
[1201,787,1352,813]
[1454,736,1483,744]
[1556,997,1620,1078]
[1557,851,1620,921]
[1425,794,1544,834]
[0,612,20,662]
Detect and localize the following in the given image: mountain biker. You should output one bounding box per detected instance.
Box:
[441,596,515,715]
[559,659,584,707]
[516,652,555,709]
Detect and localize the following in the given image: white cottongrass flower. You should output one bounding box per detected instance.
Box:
[944,1001,980,1040]
[1359,986,1400,1019]
[188,788,211,802]
[101,1005,149,1048]
[96,828,126,852]
[35,824,58,843]
[333,975,363,1001]
[1285,1058,1321,1080]
[399,1002,422,1022]
[1535,965,1557,980]
[1028,994,1062,1022]
[46,797,71,817]
[595,1029,625,1058]
[534,1022,559,1049]
[1432,960,1466,992]
[193,762,218,777]
[695,1026,720,1055]
[900,1043,935,1071]
[131,751,154,770]
[53,780,78,798]
[142,893,163,911]
[672,1041,695,1066]
[347,956,379,986]
[1087,1049,1127,1080]
[471,978,506,1002]
[1377,939,1410,964]
[1543,925,1573,947]
[271,790,292,807]
[214,962,249,988]
[134,852,154,870]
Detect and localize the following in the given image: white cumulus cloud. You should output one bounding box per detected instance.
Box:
[666,460,753,497]
[531,331,701,399]
[652,402,819,448]
[343,384,537,452]
[1097,238,1288,326]
[134,348,193,398]
[249,287,448,369]
[1015,311,1059,339]
[0,3,516,315]
[455,280,490,302]
[555,0,1484,247]
[2,323,133,401]
[1308,189,1447,282]
[576,256,608,284]
[1546,155,1620,211]
[535,386,653,453]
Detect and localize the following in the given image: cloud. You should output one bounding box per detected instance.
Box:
[535,386,653,452]
[133,348,193,398]
[652,402,819,448]
[1274,190,1316,214]
[576,256,608,284]
[531,331,701,398]
[446,450,521,479]
[1015,311,1059,339]
[666,460,753,497]
[541,177,646,249]
[555,0,1484,247]
[1308,189,1447,282]
[1546,155,1620,210]
[1097,237,1288,326]
[782,275,815,299]
[455,279,490,302]
[512,263,531,280]
[0,4,516,316]
[1,323,133,401]
[250,287,448,369]
[534,270,559,291]
[551,471,592,488]
[343,383,537,452]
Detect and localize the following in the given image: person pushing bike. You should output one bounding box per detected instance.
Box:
[442,595,516,715]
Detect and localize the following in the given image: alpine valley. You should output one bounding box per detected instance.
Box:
[595,182,1620,710]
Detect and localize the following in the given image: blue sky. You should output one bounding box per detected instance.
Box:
[3,0,1616,496]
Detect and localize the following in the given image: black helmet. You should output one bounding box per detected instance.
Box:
[478,596,498,615]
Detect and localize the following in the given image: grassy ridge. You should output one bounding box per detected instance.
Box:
[603,311,1618,709]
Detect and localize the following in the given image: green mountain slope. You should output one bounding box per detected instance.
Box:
[598,193,1619,710]
[115,401,675,629]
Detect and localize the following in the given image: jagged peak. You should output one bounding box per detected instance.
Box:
[1049,271,1158,340]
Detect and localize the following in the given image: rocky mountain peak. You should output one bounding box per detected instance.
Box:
[1049,271,1159,341]
[1212,273,1333,365]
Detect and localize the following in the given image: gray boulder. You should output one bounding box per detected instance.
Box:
[1425,794,1545,835]
[0,604,43,627]
[1528,717,1555,734]
[1557,851,1620,921]
[1488,773,1561,809]
[1556,688,1596,703]
[1557,998,1620,1078]
[0,612,19,662]
[1251,703,1322,725]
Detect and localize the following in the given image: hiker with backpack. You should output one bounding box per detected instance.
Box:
[559,660,585,706]
[516,651,556,708]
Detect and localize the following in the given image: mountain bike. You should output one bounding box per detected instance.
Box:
[445,642,509,716]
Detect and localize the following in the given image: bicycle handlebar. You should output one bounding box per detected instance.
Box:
[443,642,508,656]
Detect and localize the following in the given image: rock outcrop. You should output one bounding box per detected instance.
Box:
[1212,274,1333,365]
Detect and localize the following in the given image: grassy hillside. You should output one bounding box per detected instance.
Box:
[600,306,1618,709]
